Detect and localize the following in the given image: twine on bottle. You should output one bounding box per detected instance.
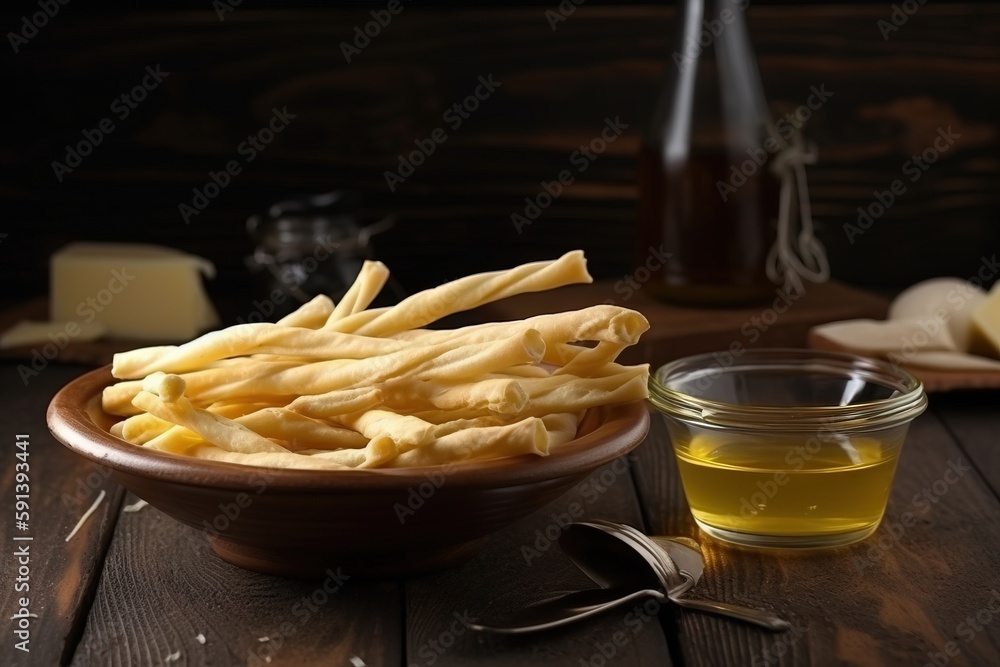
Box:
[766,130,830,296]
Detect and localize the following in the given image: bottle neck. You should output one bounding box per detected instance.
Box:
[648,0,771,157]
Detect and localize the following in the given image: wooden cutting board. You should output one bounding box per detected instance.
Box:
[475,279,890,370]
[808,328,1000,392]
[0,297,169,367]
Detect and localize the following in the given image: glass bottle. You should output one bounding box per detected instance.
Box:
[637,0,782,305]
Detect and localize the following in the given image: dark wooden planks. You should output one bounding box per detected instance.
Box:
[634,406,1000,667]
[70,494,402,667]
[404,455,675,666]
[3,5,1000,301]
[0,363,125,667]
[932,390,1000,502]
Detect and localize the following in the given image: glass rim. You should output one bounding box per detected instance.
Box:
[647,348,928,431]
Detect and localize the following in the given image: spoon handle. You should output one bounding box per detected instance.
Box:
[669,597,791,631]
[468,588,661,635]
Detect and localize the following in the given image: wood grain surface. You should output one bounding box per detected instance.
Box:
[3,5,999,308]
[0,365,125,667]
[404,456,674,667]
[0,298,162,367]
[70,497,403,667]
[933,391,1000,501]
[4,362,1000,665]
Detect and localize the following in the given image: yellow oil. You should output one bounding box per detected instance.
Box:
[674,433,903,537]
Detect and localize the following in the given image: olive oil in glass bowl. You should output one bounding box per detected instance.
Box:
[648,349,927,549]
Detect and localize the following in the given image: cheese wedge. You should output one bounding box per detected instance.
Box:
[0,320,106,349]
[50,243,219,341]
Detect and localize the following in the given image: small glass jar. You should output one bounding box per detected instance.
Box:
[648,349,927,549]
[245,191,396,318]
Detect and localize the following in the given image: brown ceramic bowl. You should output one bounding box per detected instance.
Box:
[47,366,649,578]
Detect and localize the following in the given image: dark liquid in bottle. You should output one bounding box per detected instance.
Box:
[636,145,781,306]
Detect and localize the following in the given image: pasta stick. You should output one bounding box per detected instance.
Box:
[132,389,290,455]
[329,410,437,467]
[381,378,528,415]
[185,330,544,406]
[327,260,390,322]
[187,445,355,470]
[490,365,551,379]
[326,250,592,336]
[393,305,649,348]
[114,399,278,446]
[206,401,279,418]
[116,413,173,445]
[431,414,516,435]
[233,408,368,451]
[112,325,405,379]
[103,360,304,416]
[285,387,383,420]
[143,406,369,454]
[277,294,335,328]
[541,412,583,448]
[144,427,205,454]
[517,371,649,416]
[411,330,544,383]
[411,366,648,422]
[333,409,435,447]
[554,341,628,376]
[386,418,549,468]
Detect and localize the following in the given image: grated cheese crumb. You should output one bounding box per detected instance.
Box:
[195,633,206,645]
[350,657,367,667]
[165,651,181,662]
[65,490,106,542]
[123,499,149,513]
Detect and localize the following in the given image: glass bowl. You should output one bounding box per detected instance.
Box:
[648,349,927,549]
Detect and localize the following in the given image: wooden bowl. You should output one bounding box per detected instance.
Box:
[46,366,649,578]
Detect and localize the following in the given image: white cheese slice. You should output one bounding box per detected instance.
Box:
[811,318,957,356]
[0,320,106,349]
[888,278,986,351]
[50,243,219,341]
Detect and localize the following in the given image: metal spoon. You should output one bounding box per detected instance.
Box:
[468,523,691,635]
[469,523,787,634]
[589,521,791,631]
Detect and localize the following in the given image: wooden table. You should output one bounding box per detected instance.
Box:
[3,362,999,667]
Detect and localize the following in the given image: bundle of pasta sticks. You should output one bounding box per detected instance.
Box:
[103,250,651,470]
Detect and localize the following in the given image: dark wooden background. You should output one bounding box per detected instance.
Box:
[1,3,999,314]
